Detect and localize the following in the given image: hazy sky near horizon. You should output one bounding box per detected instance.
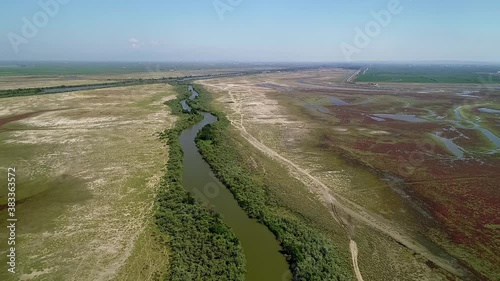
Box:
[0,0,499,62]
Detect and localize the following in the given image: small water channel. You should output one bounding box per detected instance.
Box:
[430,133,466,159]
[454,106,500,151]
[179,86,290,281]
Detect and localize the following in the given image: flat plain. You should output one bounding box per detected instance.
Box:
[0,84,175,280]
[0,65,498,281]
[199,68,500,281]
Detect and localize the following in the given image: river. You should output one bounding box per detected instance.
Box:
[179,86,290,281]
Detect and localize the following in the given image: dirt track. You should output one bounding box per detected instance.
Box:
[350,240,364,281]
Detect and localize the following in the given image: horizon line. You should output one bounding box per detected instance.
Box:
[1,60,500,65]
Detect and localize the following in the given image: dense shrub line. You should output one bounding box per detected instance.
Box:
[0,79,167,98]
[191,85,353,281]
[0,87,43,98]
[155,84,245,281]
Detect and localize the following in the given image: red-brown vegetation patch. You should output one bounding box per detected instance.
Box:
[406,159,500,272]
[379,120,443,133]
[326,106,366,124]
[334,117,499,253]
[0,111,46,127]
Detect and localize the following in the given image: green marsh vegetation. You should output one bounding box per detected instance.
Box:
[0,87,43,98]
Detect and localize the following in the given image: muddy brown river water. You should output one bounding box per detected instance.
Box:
[179,86,290,281]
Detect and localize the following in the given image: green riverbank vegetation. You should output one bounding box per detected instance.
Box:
[155,83,246,281]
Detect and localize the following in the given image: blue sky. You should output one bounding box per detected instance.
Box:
[1,0,499,62]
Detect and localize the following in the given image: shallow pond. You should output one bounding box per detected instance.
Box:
[329,96,349,106]
[478,107,500,114]
[431,133,466,159]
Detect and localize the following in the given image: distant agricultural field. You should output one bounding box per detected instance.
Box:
[356,64,500,84]
[0,62,158,76]
[0,61,253,76]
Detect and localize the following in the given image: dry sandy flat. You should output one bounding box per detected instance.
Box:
[0,84,175,280]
